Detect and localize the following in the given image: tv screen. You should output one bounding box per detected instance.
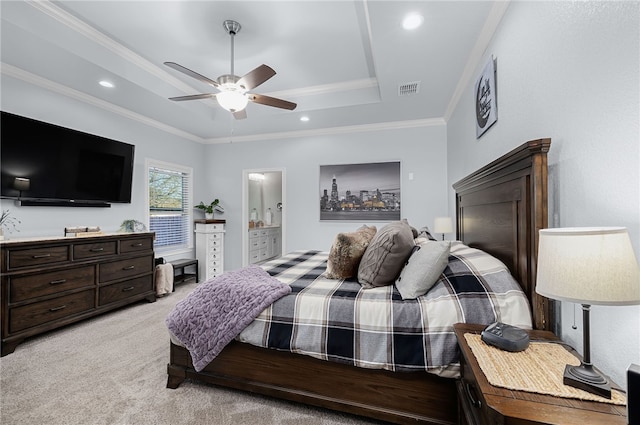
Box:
[1,111,135,206]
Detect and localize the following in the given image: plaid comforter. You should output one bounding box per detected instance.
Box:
[237,242,532,376]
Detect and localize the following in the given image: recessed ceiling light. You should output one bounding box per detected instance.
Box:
[99,80,114,88]
[402,13,424,30]
[300,116,309,122]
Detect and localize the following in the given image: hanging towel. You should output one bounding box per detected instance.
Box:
[155,263,174,296]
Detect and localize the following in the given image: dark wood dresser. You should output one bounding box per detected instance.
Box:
[1,232,156,356]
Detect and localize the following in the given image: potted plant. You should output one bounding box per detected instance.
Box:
[195,199,220,219]
[0,209,21,240]
[119,219,147,233]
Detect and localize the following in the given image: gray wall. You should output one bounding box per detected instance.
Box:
[206,124,448,271]
[447,1,639,387]
[0,74,207,263]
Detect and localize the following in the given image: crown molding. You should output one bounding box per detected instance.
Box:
[444,0,510,122]
[10,1,450,145]
[205,117,446,144]
[1,63,204,143]
[3,62,443,145]
[26,0,199,95]
[267,78,378,99]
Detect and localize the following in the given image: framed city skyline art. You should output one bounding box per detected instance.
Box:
[319,161,401,221]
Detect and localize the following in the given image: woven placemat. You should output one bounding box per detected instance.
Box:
[464,333,626,406]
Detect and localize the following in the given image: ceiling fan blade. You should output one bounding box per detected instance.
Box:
[169,93,216,101]
[233,109,247,120]
[164,62,219,88]
[237,65,276,91]
[248,93,297,110]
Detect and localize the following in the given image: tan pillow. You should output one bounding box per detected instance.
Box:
[324,225,377,279]
[396,241,451,299]
[357,221,415,288]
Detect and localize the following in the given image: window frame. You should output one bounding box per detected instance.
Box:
[145,158,194,256]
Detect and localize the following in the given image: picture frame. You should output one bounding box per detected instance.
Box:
[319,161,401,221]
[475,56,498,138]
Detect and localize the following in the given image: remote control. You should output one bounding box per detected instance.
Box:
[481,322,530,352]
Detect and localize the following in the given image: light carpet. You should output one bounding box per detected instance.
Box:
[0,281,388,425]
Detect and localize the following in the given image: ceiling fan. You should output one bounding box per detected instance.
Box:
[164,20,296,120]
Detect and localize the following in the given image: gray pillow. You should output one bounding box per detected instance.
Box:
[324,225,377,279]
[395,241,451,300]
[357,221,415,288]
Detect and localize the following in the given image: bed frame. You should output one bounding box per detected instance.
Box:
[166,139,553,425]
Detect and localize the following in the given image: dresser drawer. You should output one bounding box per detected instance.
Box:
[9,289,94,333]
[120,237,153,254]
[74,241,117,260]
[249,250,260,264]
[8,246,69,269]
[98,275,154,306]
[458,356,490,424]
[199,223,224,232]
[9,265,95,303]
[99,256,152,283]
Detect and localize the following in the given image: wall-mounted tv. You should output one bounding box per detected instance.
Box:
[1,111,135,207]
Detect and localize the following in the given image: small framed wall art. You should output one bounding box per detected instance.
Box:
[475,56,498,138]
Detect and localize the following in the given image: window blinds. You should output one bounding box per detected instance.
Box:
[148,165,191,250]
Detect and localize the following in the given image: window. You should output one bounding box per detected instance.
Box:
[146,159,193,253]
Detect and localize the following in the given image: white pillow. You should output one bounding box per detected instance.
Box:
[395,241,450,300]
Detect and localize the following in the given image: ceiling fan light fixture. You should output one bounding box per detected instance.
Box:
[217,90,248,112]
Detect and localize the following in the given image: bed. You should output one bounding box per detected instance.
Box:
[166,138,553,425]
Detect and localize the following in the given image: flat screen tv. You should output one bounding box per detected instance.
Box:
[1,111,135,207]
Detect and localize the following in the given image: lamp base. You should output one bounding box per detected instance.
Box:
[563,363,611,398]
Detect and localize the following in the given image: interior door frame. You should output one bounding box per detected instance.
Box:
[242,167,286,267]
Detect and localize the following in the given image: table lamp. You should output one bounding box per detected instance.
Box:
[13,177,30,199]
[433,217,453,241]
[536,227,640,398]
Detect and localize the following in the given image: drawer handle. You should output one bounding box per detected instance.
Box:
[122,265,135,270]
[32,253,52,259]
[464,381,482,409]
[49,305,67,312]
[122,286,135,292]
[131,243,143,247]
[49,279,67,285]
[90,247,104,252]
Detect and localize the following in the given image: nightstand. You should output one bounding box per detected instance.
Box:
[454,323,626,425]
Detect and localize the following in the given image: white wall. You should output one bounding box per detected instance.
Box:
[447,1,639,387]
[0,75,207,262]
[206,124,448,271]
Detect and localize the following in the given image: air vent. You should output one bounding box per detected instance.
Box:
[398,81,420,96]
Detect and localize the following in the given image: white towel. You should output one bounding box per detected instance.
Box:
[155,263,174,296]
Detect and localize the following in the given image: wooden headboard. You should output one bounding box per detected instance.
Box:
[453,139,553,332]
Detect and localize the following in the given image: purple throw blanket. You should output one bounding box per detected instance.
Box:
[166,265,291,371]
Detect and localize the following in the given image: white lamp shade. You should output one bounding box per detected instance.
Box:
[536,227,640,305]
[216,90,248,112]
[433,217,453,234]
[13,177,30,191]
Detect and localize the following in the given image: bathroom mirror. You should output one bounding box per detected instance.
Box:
[242,168,286,266]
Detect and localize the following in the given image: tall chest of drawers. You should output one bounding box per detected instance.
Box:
[1,232,156,356]
[194,220,225,282]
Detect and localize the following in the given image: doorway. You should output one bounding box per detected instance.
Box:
[242,168,286,267]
